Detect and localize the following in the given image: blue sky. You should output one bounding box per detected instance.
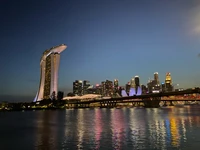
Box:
[1,0,200,102]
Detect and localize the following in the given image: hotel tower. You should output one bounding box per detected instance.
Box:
[34,44,67,101]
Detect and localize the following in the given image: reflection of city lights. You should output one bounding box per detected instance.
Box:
[147,112,167,149]
[170,118,180,147]
[94,109,103,150]
[111,109,126,149]
[129,108,146,149]
[181,119,187,142]
[77,110,84,150]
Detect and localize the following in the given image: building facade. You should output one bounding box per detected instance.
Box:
[34,44,67,101]
[73,80,83,96]
[113,79,119,95]
[134,76,140,87]
[83,80,90,95]
[130,77,135,88]
[165,72,173,92]
[154,72,160,85]
[125,82,131,95]
[105,80,113,96]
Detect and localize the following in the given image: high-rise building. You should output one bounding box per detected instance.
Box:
[134,76,140,94]
[105,80,113,96]
[134,76,140,87]
[154,72,160,85]
[165,72,173,92]
[34,44,67,101]
[73,80,83,96]
[141,85,147,94]
[83,80,90,95]
[161,82,165,92]
[101,81,106,96]
[95,84,102,95]
[130,77,135,88]
[125,82,131,95]
[114,79,119,94]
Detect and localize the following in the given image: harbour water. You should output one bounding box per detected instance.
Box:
[1,106,200,150]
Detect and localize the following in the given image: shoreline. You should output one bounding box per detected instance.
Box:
[0,104,199,112]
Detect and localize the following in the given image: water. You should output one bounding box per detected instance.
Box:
[1,106,200,150]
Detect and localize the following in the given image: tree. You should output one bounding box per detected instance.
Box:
[67,92,75,97]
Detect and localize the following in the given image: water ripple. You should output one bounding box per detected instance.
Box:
[1,107,200,149]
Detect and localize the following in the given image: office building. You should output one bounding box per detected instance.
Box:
[83,80,90,95]
[154,72,160,85]
[101,81,106,96]
[125,82,131,95]
[114,79,119,94]
[165,72,173,92]
[105,80,113,96]
[73,80,83,96]
[130,77,135,88]
[134,76,140,87]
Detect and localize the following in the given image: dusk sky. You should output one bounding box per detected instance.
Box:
[1,0,200,102]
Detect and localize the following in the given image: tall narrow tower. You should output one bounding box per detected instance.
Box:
[134,76,140,87]
[130,77,135,88]
[154,72,160,85]
[34,44,67,101]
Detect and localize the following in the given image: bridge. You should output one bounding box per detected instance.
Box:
[64,89,200,108]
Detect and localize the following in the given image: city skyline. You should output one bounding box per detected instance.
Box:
[1,0,200,102]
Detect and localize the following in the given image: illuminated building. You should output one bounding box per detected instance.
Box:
[125,82,131,95]
[73,80,83,96]
[118,87,123,96]
[105,80,113,96]
[147,79,154,93]
[147,72,161,93]
[161,82,165,92]
[101,81,106,96]
[165,72,173,92]
[134,76,140,94]
[121,89,128,97]
[95,84,102,95]
[34,44,67,101]
[83,80,90,95]
[154,72,160,85]
[129,88,136,96]
[141,85,147,94]
[130,77,135,88]
[136,86,142,95]
[114,79,119,95]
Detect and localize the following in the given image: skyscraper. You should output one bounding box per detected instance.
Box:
[154,72,160,85]
[134,76,140,87]
[34,44,67,101]
[83,80,90,95]
[101,81,106,96]
[134,75,140,94]
[130,77,135,88]
[73,80,83,96]
[165,72,173,92]
[114,79,119,94]
[105,80,113,96]
[125,82,131,95]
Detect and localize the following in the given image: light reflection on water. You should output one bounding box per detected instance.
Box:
[1,106,200,149]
